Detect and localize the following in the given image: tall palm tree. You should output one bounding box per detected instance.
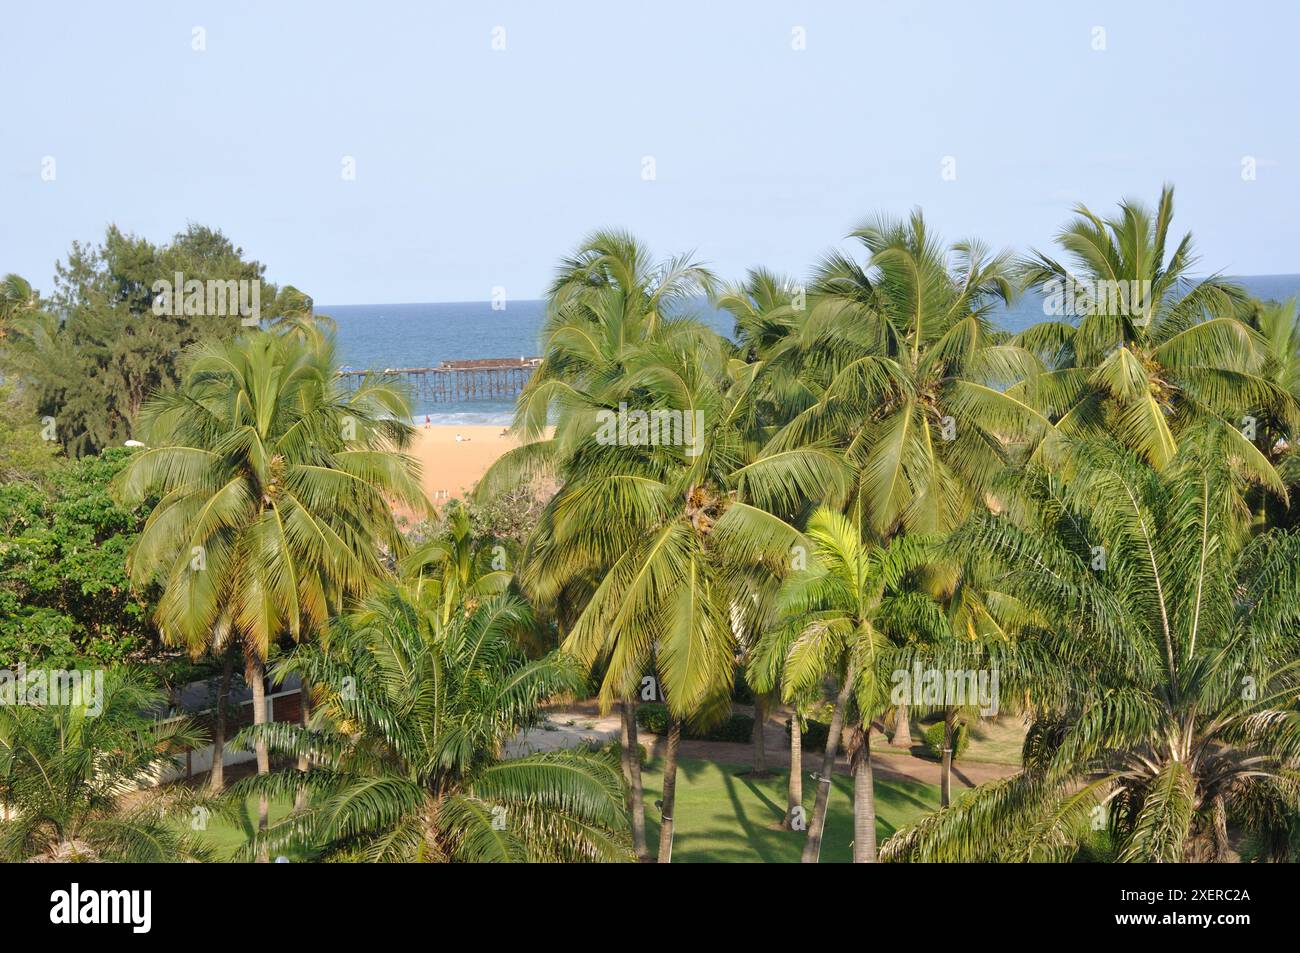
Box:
[774,210,1048,540]
[481,233,844,859]
[114,331,426,847]
[481,232,719,858]
[228,584,633,862]
[884,432,1300,862]
[1014,186,1291,483]
[753,507,944,862]
[0,668,211,862]
[550,333,841,861]
[755,214,1047,768]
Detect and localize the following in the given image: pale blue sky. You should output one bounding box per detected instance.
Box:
[3,1,1297,304]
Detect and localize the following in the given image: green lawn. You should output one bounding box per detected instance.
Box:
[188,793,298,861]
[640,757,940,862]
[189,759,940,862]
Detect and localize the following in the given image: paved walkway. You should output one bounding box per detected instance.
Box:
[521,701,1021,790]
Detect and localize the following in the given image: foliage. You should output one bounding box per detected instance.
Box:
[114,330,425,662]
[636,702,754,742]
[922,719,970,761]
[884,433,1300,862]
[227,584,634,862]
[0,383,60,484]
[0,447,158,667]
[0,225,303,457]
[1013,186,1291,484]
[785,717,840,754]
[0,667,210,862]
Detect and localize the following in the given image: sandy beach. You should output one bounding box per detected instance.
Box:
[395,424,526,522]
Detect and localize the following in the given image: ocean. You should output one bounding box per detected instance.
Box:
[326,275,1300,424]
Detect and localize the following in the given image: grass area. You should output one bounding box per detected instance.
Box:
[188,793,297,861]
[639,757,940,862]
[187,759,942,862]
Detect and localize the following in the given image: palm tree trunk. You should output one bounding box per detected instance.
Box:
[941,708,954,808]
[621,696,649,860]
[207,650,234,793]
[247,654,270,862]
[851,726,877,862]
[750,694,767,774]
[890,702,912,748]
[657,716,682,863]
[294,677,311,812]
[801,661,856,863]
[786,713,803,829]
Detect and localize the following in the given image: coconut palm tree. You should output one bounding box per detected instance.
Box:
[752,215,1047,766]
[549,332,843,862]
[1014,186,1292,484]
[481,233,844,859]
[770,211,1048,541]
[113,330,426,847]
[228,584,633,862]
[753,507,945,862]
[884,431,1300,862]
[0,668,211,862]
[479,232,720,858]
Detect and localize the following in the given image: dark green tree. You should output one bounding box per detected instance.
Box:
[1,225,297,456]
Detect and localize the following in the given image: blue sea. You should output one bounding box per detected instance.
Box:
[326,275,1300,424]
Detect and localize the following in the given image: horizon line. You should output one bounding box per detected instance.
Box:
[316,272,1300,310]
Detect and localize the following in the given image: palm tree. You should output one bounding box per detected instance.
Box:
[884,432,1300,862]
[400,503,514,626]
[0,668,211,862]
[772,210,1048,540]
[551,332,840,861]
[228,584,633,862]
[1014,185,1291,483]
[481,233,844,859]
[114,330,426,848]
[0,274,37,339]
[480,232,718,858]
[1241,298,1300,527]
[753,507,944,862]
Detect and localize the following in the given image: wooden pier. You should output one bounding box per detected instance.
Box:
[337,357,541,403]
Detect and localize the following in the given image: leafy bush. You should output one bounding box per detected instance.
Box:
[785,718,843,754]
[636,703,754,742]
[923,720,970,761]
[587,738,648,765]
[0,447,158,667]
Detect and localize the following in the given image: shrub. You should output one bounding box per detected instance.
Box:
[784,718,842,754]
[923,720,970,761]
[635,703,754,743]
[587,738,648,765]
